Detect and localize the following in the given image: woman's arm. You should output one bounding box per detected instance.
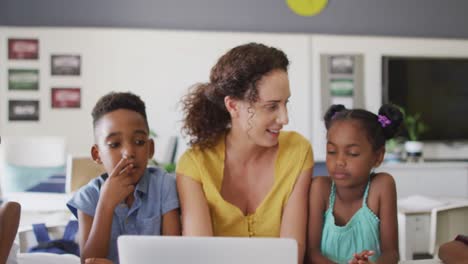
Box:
[375,173,399,264]
[176,173,213,236]
[162,209,181,235]
[280,168,312,264]
[306,177,336,264]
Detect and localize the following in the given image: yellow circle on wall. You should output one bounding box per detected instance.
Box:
[286,0,328,16]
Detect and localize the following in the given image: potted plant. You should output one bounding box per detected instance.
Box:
[398,107,429,162]
[384,137,405,162]
[148,129,177,173]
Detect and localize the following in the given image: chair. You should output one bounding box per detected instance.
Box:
[4,137,66,168]
[65,155,106,193]
[0,201,21,263]
[2,136,67,192]
[17,223,80,264]
[17,223,68,253]
[428,203,468,258]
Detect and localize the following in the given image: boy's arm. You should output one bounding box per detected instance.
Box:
[176,173,213,236]
[280,168,312,264]
[375,173,399,264]
[306,177,336,264]
[162,209,181,235]
[78,205,114,263]
[79,157,135,263]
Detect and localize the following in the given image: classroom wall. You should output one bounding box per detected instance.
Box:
[2,1,468,39]
[0,27,311,161]
[309,35,468,160]
[2,27,468,161]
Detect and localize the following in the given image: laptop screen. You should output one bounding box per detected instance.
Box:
[118,236,297,264]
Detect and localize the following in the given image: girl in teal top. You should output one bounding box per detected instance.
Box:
[321,178,380,263]
[307,104,402,264]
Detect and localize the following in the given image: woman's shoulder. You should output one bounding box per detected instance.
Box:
[177,146,207,166]
[279,131,312,155]
[280,130,310,144]
[278,131,313,168]
[179,139,223,160]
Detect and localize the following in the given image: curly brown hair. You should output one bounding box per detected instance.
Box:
[181,43,290,149]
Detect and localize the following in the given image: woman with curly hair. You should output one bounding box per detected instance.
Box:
[176,42,313,263]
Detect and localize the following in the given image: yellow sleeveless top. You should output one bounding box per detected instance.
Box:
[176,131,313,237]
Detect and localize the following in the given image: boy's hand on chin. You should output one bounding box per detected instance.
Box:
[100,156,135,209]
[85,258,114,264]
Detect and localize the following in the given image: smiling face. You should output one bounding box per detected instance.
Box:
[91,109,154,184]
[232,70,291,147]
[326,119,384,187]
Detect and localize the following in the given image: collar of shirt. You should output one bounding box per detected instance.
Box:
[135,168,151,197]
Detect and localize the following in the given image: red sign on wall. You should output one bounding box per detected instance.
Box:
[51,88,81,108]
[8,38,39,60]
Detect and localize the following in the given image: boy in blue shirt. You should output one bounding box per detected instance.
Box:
[67,92,180,264]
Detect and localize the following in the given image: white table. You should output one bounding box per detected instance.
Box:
[398,196,468,260]
[399,260,442,264]
[4,192,73,228]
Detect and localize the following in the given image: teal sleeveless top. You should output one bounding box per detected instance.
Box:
[320,180,381,263]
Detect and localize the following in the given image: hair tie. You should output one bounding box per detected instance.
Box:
[332,112,339,120]
[377,114,391,128]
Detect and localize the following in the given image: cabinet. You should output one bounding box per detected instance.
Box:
[380,162,468,260]
[398,212,431,260]
[378,162,468,199]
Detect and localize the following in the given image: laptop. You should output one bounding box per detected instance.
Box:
[118,236,297,264]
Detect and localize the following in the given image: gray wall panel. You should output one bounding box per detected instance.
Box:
[1,0,468,38]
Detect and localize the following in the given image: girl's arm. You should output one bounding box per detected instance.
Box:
[162,209,181,235]
[306,177,336,264]
[176,173,213,236]
[280,168,312,264]
[0,201,20,264]
[375,173,399,264]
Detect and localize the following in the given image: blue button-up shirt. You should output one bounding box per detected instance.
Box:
[67,167,179,263]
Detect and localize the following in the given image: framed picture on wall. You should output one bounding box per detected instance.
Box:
[8,38,39,60]
[330,78,354,96]
[8,69,40,91]
[51,54,81,76]
[329,55,354,74]
[51,87,81,108]
[8,100,40,121]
